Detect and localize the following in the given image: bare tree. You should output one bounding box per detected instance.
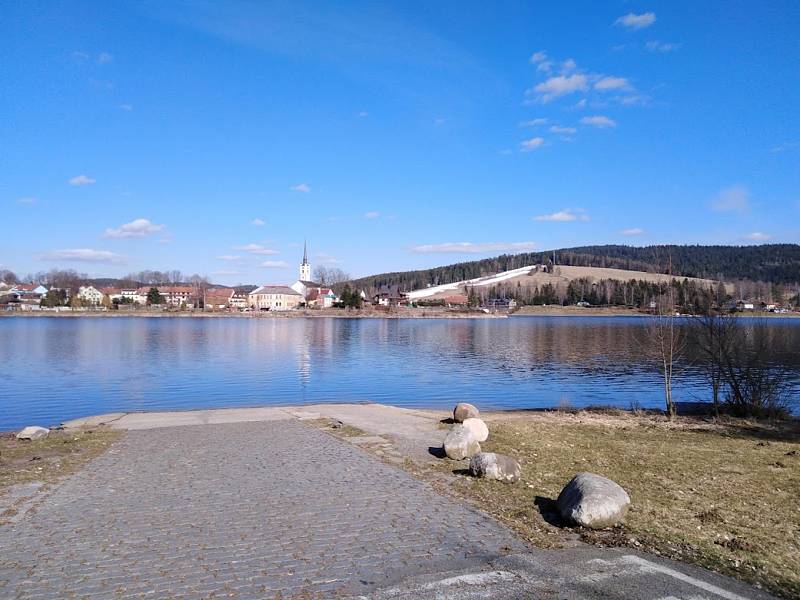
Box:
[0,269,18,284]
[313,266,351,287]
[692,312,737,413]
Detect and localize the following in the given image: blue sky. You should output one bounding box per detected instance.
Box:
[2,1,799,285]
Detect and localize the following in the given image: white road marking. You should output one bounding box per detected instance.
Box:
[619,555,752,600]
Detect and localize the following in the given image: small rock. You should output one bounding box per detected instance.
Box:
[453,403,479,423]
[461,417,489,442]
[469,452,521,483]
[556,472,631,529]
[329,419,344,429]
[443,425,481,460]
[16,426,49,441]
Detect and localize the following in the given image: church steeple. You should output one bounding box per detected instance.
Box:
[299,239,311,281]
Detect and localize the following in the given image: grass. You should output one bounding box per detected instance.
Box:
[420,411,799,599]
[0,428,122,499]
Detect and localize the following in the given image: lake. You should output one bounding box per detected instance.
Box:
[1,316,798,430]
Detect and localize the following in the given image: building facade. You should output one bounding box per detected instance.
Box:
[248,286,302,311]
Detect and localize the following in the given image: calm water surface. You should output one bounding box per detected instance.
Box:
[1,316,798,430]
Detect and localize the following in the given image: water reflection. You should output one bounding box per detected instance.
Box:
[0,316,798,429]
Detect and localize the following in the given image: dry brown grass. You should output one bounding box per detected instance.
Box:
[418,411,799,598]
[0,428,122,493]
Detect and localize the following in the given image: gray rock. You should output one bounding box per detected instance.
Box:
[556,472,630,529]
[461,418,489,442]
[443,425,481,460]
[453,403,479,423]
[469,452,521,483]
[16,426,50,441]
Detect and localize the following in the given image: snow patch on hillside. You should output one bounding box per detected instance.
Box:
[406,266,538,299]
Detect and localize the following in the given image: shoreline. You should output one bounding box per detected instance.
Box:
[2,306,798,319]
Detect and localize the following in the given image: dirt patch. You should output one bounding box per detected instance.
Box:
[0,428,123,496]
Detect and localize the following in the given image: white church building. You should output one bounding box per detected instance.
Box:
[290,242,338,307]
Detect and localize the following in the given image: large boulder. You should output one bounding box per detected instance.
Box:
[556,472,630,529]
[16,426,50,441]
[469,452,521,483]
[461,418,489,442]
[443,425,481,460]
[453,403,479,423]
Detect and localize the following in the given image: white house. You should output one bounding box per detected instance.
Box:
[77,285,104,305]
[248,285,302,311]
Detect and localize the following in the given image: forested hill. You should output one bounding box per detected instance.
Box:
[350,244,800,292]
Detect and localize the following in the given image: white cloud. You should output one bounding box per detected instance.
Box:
[530,51,547,63]
[580,115,617,128]
[770,141,799,153]
[217,255,241,261]
[411,241,537,254]
[744,232,772,241]
[520,118,547,127]
[532,74,588,102]
[561,58,577,72]
[315,253,341,265]
[646,40,681,52]
[619,227,645,236]
[68,174,95,185]
[549,125,577,135]
[520,137,545,152]
[615,12,656,30]
[234,243,279,255]
[119,103,133,111]
[38,249,125,263]
[290,183,310,193]
[534,208,590,222]
[712,184,750,212]
[103,218,165,239]
[358,111,369,117]
[363,211,380,219]
[574,99,587,108]
[17,197,37,205]
[618,94,650,106]
[595,76,631,91]
[249,218,266,226]
[97,52,113,64]
[260,260,289,268]
[211,269,239,276]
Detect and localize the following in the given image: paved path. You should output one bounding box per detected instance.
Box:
[3,408,775,599]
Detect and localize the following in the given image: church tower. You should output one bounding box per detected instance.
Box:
[299,240,311,281]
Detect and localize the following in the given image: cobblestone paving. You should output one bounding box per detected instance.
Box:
[0,420,525,599]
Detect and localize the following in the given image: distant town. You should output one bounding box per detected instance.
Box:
[1,243,799,316]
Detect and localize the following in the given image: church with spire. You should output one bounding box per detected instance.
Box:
[290,241,336,307]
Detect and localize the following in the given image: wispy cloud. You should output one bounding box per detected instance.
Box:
[580,115,617,128]
[529,50,553,72]
[520,118,547,127]
[520,137,545,152]
[711,184,750,212]
[97,52,113,64]
[68,174,95,186]
[217,255,241,261]
[595,76,631,91]
[411,241,537,254]
[363,211,380,219]
[770,141,799,153]
[260,260,289,268]
[38,249,125,263]
[17,197,37,205]
[358,111,369,118]
[119,103,134,111]
[744,232,772,241]
[646,40,681,52]
[249,218,266,226]
[549,125,577,135]
[619,227,645,236]
[290,183,311,193]
[211,269,239,276]
[103,218,165,239]
[234,243,279,255]
[531,74,588,102]
[615,12,656,30]
[534,208,590,222]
